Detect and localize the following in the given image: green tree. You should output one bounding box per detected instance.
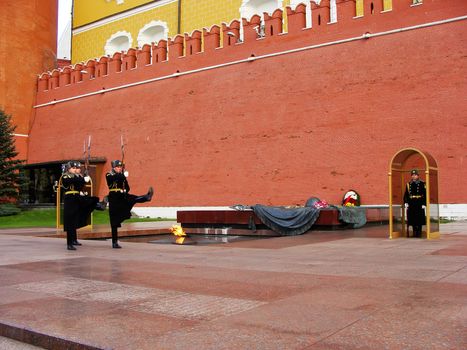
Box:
[0,109,25,215]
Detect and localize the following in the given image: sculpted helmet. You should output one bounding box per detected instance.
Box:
[343,190,361,207]
[111,160,123,168]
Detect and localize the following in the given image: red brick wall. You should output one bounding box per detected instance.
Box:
[29,0,467,206]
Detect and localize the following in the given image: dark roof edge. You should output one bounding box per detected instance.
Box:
[24,157,107,168]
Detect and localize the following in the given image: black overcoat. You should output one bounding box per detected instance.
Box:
[404,180,427,226]
[62,173,99,231]
[106,172,139,227]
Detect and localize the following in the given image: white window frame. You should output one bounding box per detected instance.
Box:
[239,0,283,21]
[137,20,169,47]
[104,31,133,56]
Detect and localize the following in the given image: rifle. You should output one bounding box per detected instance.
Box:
[84,135,91,176]
[120,134,125,171]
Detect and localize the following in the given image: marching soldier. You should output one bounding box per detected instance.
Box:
[106,160,153,248]
[62,161,106,250]
[404,169,427,238]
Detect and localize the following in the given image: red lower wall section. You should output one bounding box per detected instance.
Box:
[28,13,467,206]
[0,0,57,160]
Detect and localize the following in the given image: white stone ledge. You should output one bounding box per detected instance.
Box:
[132,204,467,221]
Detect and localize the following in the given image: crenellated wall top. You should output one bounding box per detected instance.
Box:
[35,0,465,100]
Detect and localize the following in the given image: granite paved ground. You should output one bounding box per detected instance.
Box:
[0,222,466,350]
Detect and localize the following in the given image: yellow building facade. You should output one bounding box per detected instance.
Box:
[71,0,391,64]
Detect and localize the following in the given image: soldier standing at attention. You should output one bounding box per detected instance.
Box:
[62,161,106,250]
[106,160,154,248]
[404,169,427,238]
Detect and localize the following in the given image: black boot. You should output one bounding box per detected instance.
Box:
[111,226,121,248]
[95,199,107,211]
[67,230,77,249]
[135,187,154,203]
[72,240,82,246]
[414,226,421,238]
[147,186,154,201]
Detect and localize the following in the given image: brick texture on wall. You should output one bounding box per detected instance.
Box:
[29,0,467,206]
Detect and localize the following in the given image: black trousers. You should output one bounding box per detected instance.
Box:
[407,203,425,237]
[110,192,150,242]
[66,229,77,246]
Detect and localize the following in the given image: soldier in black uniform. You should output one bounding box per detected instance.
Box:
[62,161,106,250]
[403,169,426,238]
[106,160,153,248]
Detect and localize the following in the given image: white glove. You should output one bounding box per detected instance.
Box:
[124,171,129,177]
[404,203,408,208]
[84,176,91,183]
